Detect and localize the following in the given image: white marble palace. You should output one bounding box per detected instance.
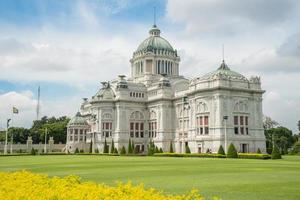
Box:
[66,24,266,154]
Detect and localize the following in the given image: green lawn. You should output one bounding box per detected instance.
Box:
[0,155,299,200]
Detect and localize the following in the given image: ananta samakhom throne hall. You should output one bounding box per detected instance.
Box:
[66,23,266,154]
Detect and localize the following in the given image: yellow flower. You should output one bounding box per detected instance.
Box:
[0,171,218,200]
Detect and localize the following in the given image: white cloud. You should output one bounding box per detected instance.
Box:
[0,91,37,129]
[0,0,300,133]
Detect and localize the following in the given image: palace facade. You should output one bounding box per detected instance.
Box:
[65,24,266,154]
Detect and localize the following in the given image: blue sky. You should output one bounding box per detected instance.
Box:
[0,0,300,133]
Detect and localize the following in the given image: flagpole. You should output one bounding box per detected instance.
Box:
[4,119,11,155]
[10,111,13,154]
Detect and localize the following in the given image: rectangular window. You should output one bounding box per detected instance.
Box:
[246,127,249,135]
[240,116,244,125]
[205,127,209,134]
[234,116,238,125]
[245,116,248,126]
[240,127,244,135]
[234,127,239,134]
[204,116,209,125]
[200,116,203,125]
[200,127,203,135]
[130,122,134,130]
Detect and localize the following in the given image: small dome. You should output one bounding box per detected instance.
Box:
[68,112,88,126]
[135,25,174,53]
[198,61,247,81]
[93,82,115,100]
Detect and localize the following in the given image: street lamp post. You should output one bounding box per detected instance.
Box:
[223,116,228,153]
[44,127,47,154]
[4,119,11,155]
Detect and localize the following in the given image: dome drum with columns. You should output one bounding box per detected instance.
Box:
[66,23,266,154]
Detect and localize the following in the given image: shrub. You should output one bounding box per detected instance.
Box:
[227,143,238,158]
[95,148,99,154]
[89,141,92,153]
[159,148,163,153]
[30,148,36,155]
[80,149,84,153]
[238,153,271,160]
[169,141,174,153]
[128,139,133,154]
[120,146,126,155]
[0,171,210,200]
[153,153,226,158]
[132,141,135,154]
[257,148,262,154]
[110,139,115,154]
[185,144,191,154]
[103,138,109,153]
[155,146,159,153]
[217,145,225,155]
[271,145,282,159]
[148,141,155,155]
[74,148,79,154]
[113,147,118,154]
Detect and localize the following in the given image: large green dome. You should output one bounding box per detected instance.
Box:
[135,25,174,53]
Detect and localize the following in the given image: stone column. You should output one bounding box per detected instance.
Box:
[26,136,33,153]
[48,137,54,152]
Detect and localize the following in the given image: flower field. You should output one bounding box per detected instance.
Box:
[0,171,218,200]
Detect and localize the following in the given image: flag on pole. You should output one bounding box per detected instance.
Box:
[13,107,19,114]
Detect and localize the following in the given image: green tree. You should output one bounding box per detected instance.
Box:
[265,127,297,154]
[169,141,174,153]
[257,148,262,154]
[103,138,109,153]
[110,139,115,154]
[217,145,225,155]
[159,147,163,153]
[128,139,133,154]
[30,116,70,144]
[131,141,135,154]
[113,148,118,154]
[89,141,92,153]
[291,139,300,154]
[74,148,79,154]
[148,141,155,155]
[95,148,99,153]
[185,143,191,154]
[227,143,238,158]
[271,145,282,159]
[120,146,126,155]
[155,146,159,153]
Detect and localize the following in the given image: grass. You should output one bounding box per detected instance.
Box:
[0,155,300,200]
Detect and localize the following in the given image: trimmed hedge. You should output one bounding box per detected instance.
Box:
[153,153,226,158]
[238,153,271,160]
[227,143,238,158]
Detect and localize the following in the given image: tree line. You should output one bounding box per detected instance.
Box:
[0,116,70,144]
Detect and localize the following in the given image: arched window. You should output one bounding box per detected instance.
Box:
[178,107,189,137]
[196,102,209,135]
[102,113,113,137]
[233,101,249,135]
[149,111,157,138]
[129,111,145,138]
